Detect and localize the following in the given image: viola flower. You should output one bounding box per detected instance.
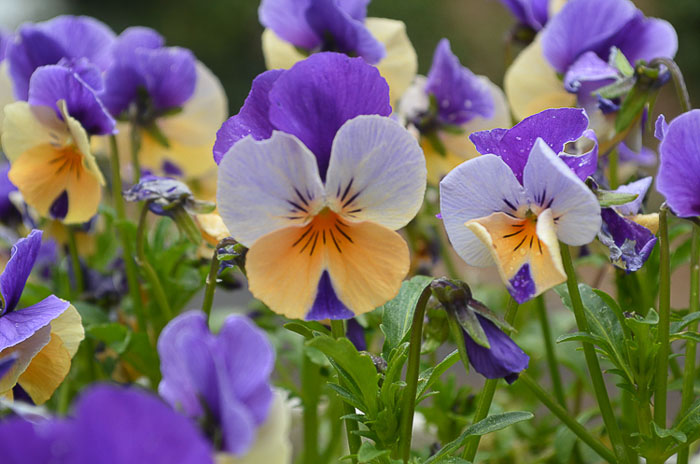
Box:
[158,311,291,462]
[215,53,426,320]
[397,39,510,184]
[123,175,214,217]
[259,0,417,103]
[0,385,214,464]
[504,0,677,127]
[0,230,84,404]
[598,177,658,272]
[102,26,228,183]
[441,110,601,303]
[2,64,115,223]
[498,0,561,31]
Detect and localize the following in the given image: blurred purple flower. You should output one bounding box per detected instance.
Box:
[122,175,213,216]
[499,0,550,30]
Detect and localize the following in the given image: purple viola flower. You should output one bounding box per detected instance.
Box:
[655,111,700,218]
[259,0,384,64]
[6,15,115,100]
[470,107,599,183]
[123,175,213,217]
[499,0,550,31]
[158,311,275,456]
[0,230,84,404]
[0,385,214,464]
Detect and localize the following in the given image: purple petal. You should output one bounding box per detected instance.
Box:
[337,0,371,21]
[654,114,668,142]
[425,39,494,125]
[599,208,657,272]
[499,0,549,29]
[216,387,257,455]
[57,57,104,92]
[112,26,164,61]
[28,65,116,135]
[258,0,319,49]
[6,27,66,100]
[657,110,700,217]
[346,318,367,351]
[305,0,385,64]
[69,386,213,464]
[541,0,637,73]
[558,128,598,182]
[618,143,656,167]
[213,70,283,164]
[563,51,619,95]
[464,314,529,383]
[613,176,653,216]
[268,52,391,180]
[508,263,536,304]
[0,417,70,464]
[469,108,590,183]
[0,295,70,351]
[136,47,196,111]
[0,163,19,220]
[0,229,42,315]
[102,64,146,116]
[306,271,355,321]
[611,15,677,64]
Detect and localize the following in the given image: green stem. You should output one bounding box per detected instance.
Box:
[654,207,671,428]
[201,250,219,323]
[399,286,432,462]
[462,297,519,461]
[535,295,566,406]
[677,224,700,464]
[301,350,321,463]
[330,319,361,463]
[130,122,142,183]
[136,203,173,325]
[519,373,617,463]
[66,226,84,298]
[561,244,631,464]
[609,148,620,190]
[109,135,146,333]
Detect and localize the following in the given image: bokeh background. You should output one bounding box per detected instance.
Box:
[3,0,698,118]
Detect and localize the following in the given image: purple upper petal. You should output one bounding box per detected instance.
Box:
[213,70,283,164]
[269,53,391,179]
[469,108,593,182]
[0,295,70,351]
[112,27,164,61]
[563,51,619,95]
[657,110,700,217]
[0,229,41,315]
[599,208,657,272]
[28,65,116,135]
[425,39,494,126]
[613,176,653,216]
[499,0,549,30]
[464,314,529,384]
[609,15,678,65]
[6,15,115,100]
[259,0,319,50]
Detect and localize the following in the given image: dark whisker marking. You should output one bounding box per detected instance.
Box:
[300,231,318,254]
[336,219,349,228]
[512,223,525,228]
[347,208,363,214]
[529,236,534,249]
[309,232,319,256]
[342,190,362,208]
[284,215,306,220]
[322,230,326,245]
[330,230,342,253]
[335,224,353,243]
[292,224,314,247]
[513,235,527,252]
[294,187,309,207]
[504,211,517,218]
[503,199,517,211]
[539,188,547,206]
[537,237,543,254]
[553,216,561,222]
[340,178,354,202]
[336,185,341,197]
[545,198,554,209]
[502,229,524,238]
[286,199,307,213]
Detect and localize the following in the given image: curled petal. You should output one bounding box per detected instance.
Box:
[0,229,41,315]
[464,314,529,383]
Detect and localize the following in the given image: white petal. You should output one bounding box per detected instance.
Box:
[523,138,601,245]
[325,115,426,230]
[217,131,324,247]
[439,154,527,266]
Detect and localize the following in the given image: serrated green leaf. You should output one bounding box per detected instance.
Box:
[380,276,433,353]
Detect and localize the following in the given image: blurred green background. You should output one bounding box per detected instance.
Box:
[2,0,698,117]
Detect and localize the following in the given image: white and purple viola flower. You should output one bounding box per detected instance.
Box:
[398,38,510,184]
[214,52,426,321]
[655,111,700,218]
[0,385,214,464]
[102,26,227,182]
[158,311,291,463]
[259,0,417,103]
[440,108,601,303]
[0,230,84,404]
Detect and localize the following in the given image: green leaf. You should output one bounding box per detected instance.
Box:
[73,301,110,327]
[671,312,700,333]
[596,189,638,207]
[615,84,650,133]
[673,397,700,443]
[424,412,534,463]
[380,276,433,353]
[283,321,331,340]
[88,323,131,354]
[455,305,489,348]
[556,331,604,345]
[671,332,700,344]
[652,422,687,443]
[357,441,390,462]
[417,350,459,400]
[610,47,634,77]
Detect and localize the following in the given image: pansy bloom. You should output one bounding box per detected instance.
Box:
[158,311,291,462]
[215,53,426,319]
[504,0,677,129]
[103,26,228,183]
[440,108,601,303]
[259,0,417,103]
[2,64,115,223]
[398,38,510,184]
[0,385,214,464]
[655,111,700,218]
[0,230,84,404]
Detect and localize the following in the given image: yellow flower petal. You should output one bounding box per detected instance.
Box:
[365,17,417,103]
[261,28,307,71]
[58,100,104,186]
[18,332,71,404]
[504,37,575,122]
[1,102,61,161]
[629,213,659,235]
[0,326,51,396]
[196,212,231,246]
[49,304,84,358]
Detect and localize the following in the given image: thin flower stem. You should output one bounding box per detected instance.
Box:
[301,350,321,463]
[519,372,617,463]
[399,286,432,462]
[109,135,146,333]
[654,207,671,428]
[649,58,692,114]
[677,223,700,464]
[137,203,173,326]
[330,319,361,464]
[561,244,631,464]
[66,226,84,298]
[608,148,620,189]
[201,250,219,323]
[535,295,566,406]
[462,297,519,461]
[130,122,142,183]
